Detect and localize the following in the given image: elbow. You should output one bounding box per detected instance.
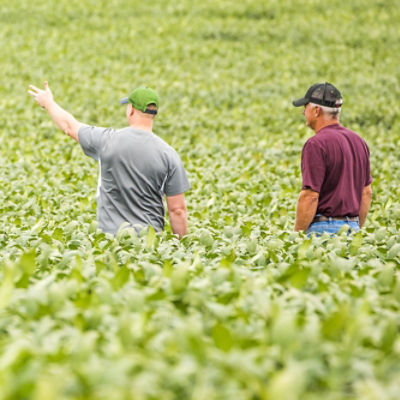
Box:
[299,190,319,203]
[363,186,373,199]
[308,195,319,205]
[62,123,72,136]
[64,123,74,137]
[169,207,188,238]
[170,207,186,218]
[166,194,187,229]
[64,124,79,142]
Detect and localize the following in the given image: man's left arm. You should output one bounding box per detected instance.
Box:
[164,151,191,238]
[295,141,325,232]
[28,82,83,142]
[294,189,320,231]
[359,184,372,228]
[166,193,188,239]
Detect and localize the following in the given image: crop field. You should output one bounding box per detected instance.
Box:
[1,0,400,398]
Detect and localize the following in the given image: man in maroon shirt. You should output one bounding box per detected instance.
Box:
[292,82,372,234]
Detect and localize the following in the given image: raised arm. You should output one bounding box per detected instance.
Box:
[166,193,187,239]
[28,82,83,142]
[294,189,319,231]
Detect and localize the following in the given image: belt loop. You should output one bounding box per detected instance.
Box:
[329,217,332,222]
[346,216,349,222]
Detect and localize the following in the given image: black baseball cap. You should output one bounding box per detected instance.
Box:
[292,82,343,108]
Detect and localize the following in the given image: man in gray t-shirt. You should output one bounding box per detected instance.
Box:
[29,82,190,237]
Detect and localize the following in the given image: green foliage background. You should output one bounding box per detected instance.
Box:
[0,0,400,398]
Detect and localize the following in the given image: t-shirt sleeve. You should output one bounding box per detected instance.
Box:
[301,141,326,193]
[78,125,110,161]
[164,151,191,196]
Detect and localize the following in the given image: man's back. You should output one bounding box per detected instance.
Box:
[79,125,190,234]
[28,83,190,238]
[301,124,372,217]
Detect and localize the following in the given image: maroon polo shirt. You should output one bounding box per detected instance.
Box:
[301,124,372,217]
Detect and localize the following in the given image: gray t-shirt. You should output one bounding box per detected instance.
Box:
[78,125,190,235]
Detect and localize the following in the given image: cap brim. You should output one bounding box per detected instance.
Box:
[292,97,308,107]
[120,97,128,104]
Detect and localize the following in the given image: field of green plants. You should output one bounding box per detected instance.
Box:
[1,0,400,398]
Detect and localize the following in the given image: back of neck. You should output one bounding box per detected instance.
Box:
[315,119,339,133]
[129,121,153,132]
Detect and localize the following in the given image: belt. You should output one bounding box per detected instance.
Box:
[312,215,359,223]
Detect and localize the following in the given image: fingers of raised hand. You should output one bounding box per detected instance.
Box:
[29,84,41,93]
[28,83,52,107]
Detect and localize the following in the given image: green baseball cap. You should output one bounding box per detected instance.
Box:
[120,87,159,114]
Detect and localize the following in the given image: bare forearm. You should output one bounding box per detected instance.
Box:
[359,186,372,228]
[169,210,187,238]
[295,191,319,231]
[166,194,188,239]
[29,82,82,141]
[45,100,80,142]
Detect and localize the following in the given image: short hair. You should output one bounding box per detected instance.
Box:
[133,103,157,119]
[146,103,157,111]
[310,102,341,118]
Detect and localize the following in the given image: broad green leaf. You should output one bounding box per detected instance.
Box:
[388,243,400,259]
[349,233,363,256]
[112,267,131,290]
[146,225,156,249]
[16,250,36,288]
[0,263,14,309]
[297,239,311,259]
[211,323,234,352]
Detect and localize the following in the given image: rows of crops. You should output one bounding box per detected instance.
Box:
[1,0,400,398]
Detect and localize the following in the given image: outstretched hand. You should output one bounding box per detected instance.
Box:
[28,81,54,108]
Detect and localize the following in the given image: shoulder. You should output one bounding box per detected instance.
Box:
[79,125,116,137]
[151,132,180,154]
[150,131,169,145]
[303,135,325,151]
[307,125,346,147]
[329,124,361,139]
[154,135,185,169]
[301,136,327,163]
[339,125,370,146]
[79,125,114,132]
[345,126,367,141]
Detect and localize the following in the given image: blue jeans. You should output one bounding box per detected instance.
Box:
[307,220,360,236]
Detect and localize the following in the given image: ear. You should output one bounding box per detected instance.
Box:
[128,104,135,117]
